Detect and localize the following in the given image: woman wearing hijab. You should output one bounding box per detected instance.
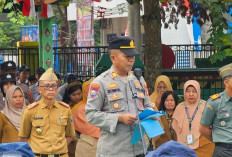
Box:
[150,75,173,109]
[73,78,100,157]
[154,91,179,148]
[172,80,214,157]
[0,85,25,143]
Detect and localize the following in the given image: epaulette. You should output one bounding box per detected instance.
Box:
[27,102,39,110]
[58,101,70,108]
[210,93,221,101]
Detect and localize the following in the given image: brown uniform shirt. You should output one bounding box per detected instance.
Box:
[0,112,19,143]
[156,114,177,148]
[19,99,75,154]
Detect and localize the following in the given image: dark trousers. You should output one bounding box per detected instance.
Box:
[213,144,232,157]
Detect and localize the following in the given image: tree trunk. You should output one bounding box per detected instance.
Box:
[128,3,141,57]
[142,0,162,94]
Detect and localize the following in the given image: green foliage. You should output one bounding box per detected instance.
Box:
[194,0,232,63]
[0,16,35,48]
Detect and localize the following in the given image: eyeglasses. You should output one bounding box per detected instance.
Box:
[158,86,167,89]
[40,84,58,90]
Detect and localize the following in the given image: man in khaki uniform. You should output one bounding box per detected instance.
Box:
[200,63,232,157]
[19,68,75,157]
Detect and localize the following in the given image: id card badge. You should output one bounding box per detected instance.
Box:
[186,133,194,145]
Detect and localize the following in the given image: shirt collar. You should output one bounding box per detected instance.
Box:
[223,90,231,102]
[39,99,58,108]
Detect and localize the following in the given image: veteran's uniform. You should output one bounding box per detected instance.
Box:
[86,66,153,157]
[19,68,75,157]
[200,63,232,157]
[19,100,75,156]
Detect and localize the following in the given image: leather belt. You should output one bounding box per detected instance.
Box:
[216,143,232,149]
[34,153,65,157]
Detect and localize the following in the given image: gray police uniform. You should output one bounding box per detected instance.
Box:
[58,83,68,99]
[29,82,39,101]
[201,91,232,157]
[85,66,153,157]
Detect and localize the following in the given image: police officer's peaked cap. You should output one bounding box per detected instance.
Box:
[219,63,232,79]
[0,61,16,71]
[36,67,46,74]
[0,73,16,84]
[39,68,58,81]
[109,36,138,56]
[19,64,30,72]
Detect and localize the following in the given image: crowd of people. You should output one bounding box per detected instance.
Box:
[0,36,231,157]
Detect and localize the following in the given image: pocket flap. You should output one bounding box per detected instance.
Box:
[32,119,44,127]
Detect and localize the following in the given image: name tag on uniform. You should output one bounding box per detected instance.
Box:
[34,117,43,120]
[186,133,194,145]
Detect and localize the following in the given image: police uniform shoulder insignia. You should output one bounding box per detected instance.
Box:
[58,101,70,108]
[90,83,100,98]
[210,93,221,100]
[111,72,117,78]
[27,102,39,110]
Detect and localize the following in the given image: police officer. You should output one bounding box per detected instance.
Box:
[85,36,153,157]
[18,64,30,86]
[0,61,33,103]
[19,68,75,157]
[200,63,232,157]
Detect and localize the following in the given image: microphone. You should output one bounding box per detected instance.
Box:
[134,68,142,81]
[128,75,137,98]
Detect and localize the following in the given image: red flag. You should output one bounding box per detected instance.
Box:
[22,0,36,17]
[41,2,54,18]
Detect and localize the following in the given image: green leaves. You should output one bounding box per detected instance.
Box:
[4,2,12,9]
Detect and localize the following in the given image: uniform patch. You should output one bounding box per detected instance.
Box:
[112,72,117,78]
[90,83,100,98]
[111,94,119,99]
[58,101,70,108]
[137,92,145,98]
[210,93,220,100]
[139,100,143,108]
[134,82,141,87]
[108,83,117,88]
[144,82,149,96]
[27,102,38,110]
[113,102,119,109]
[206,104,213,110]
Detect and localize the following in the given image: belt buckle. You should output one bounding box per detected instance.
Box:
[48,155,55,157]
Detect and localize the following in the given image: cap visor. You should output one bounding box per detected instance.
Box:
[120,48,138,56]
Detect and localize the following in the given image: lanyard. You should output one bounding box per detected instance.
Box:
[184,100,201,131]
[165,112,174,139]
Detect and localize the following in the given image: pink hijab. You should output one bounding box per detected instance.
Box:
[172,80,206,149]
[1,86,26,131]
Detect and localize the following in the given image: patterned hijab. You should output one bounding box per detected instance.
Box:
[1,85,26,131]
